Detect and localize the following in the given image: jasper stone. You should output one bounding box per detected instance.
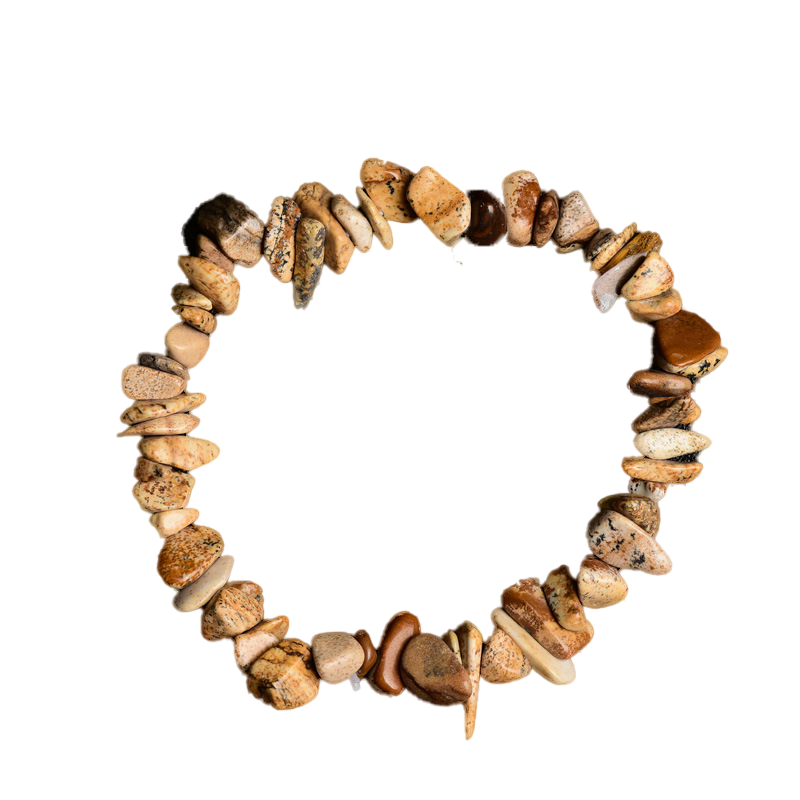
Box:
[587,510,672,574]
[592,256,647,313]
[370,611,421,696]
[312,632,364,684]
[480,628,531,683]
[186,227,236,272]
[263,197,301,283]
[553,191,599,247]
[502,170,541,246]
[356,186,393,249]
[157,524,223,588]
[628,479,668,502]
[541,566,588,632]
[532,190,559,247]
[139,435,219,471]
[150,507,199,537]
[466,190,507,245]
[173,304,216,334]
[654,310,721,368]
[502,578,593,659]
[400,634,472,705]
[656,345,728,380]
[442,630,460,661]
[171,283,213,311]
[134,457,184,483]
[576,555,628,608]
[119,413,200,438]
[138,352,190,380]
[202,581,264,640]
[165,323,210,368]
[354,630,377,679]
[634,428,711,459]
[294,182,354,273]
[628,370,693,398]
[235,616,290,671]
[331,194,372,253]
[174,554,234,612]
[293,218,325,309]
[195,194,264,267]
[583,228,616,261]
[623,455,703,485]
[247,638,320,710]
[633,396,701,432]
[178,256,240,315]
[121,392,206,425]
[627,288,683,322]
[133,469,194,512]
[406,166,470,246]
[599,231,662,276]
[598,493,660,536]
[122,365,186,400]
[456,621,482,740]
[590,222,638,272]
[622,251,674,300]
[360,158,417,223]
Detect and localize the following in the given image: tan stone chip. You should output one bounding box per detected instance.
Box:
[235,616,290,671]
[178,256,240,315]
[553,191,599,247]
[196,194,264,267]
[263,197,301,283]
[294,182,354,273]
[172,304,216,334]
[622,456,703,485]
[247,638,320,710]
[121,392,206,425]
[311,632,364,684]
[171,283,213,311]
[139,435,220,471]
[360,158,417,222]
[202,581,263,639]
[150,507,199,537]
[655,346,728,379]
[480,628,531,683]
[634,428,711,460]
[174,555,234,612]
[456,621,482,740]
[406,166,470,246]
[331,194,373,253]
[587,510,672,574]
[627,288,682,322]
[122,365,186,400]
[621,251,675,300]
[356,187,393,249]
[576,556,628,609]
[157,525,223,589]
[590,222,637,271]
[165,323,210,368]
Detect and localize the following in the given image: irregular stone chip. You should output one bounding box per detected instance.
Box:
[134,457,183,483]
[263,197,301,283]
[480,628,531,683]
[598,493,660,536]
[171,283,213,312]
[654,310,722,368]
[628,479,668,502]
[311,632,365,684]
[157,524,223,589]
[628,288,683,322]
[576,555,629,608]
[138,352,190,380]
[172,304,216,334]
[294,182,354,273]
[165,323,210,368]
[590,223,638,272]
[491,609,576,685]
[502,170,541,246]
[356,186,393,249]
[247,638,320,710]
[599,231,662,276]
[293,218,325,309]
[121,392,206,425]
[587,510,672,574]
[442,630,461,661]
[186,225,237,272]
[656,346,728,380]
[583,228,616,262]
[235,616,290,671]
[552,191,599,247]
[592,256,647,313]
[331,194,372,253]
[456,621,482,740]
[354,630,377,679]
[178,256,240,315]
[532,189,559,247]
[119,413,200,438]
[122,365,186,400]
[400,634,472,705]
[633,396,702,432]
[542,566,589,632]
[466,189,507,245]
[406,166,470,246]
[621,251,675,300]
[360,158,417,222]
[634,428,711,460]
[133,468,195,512]
[139,435,220,471]
[150,507,199,537]
[628,369,693,398]
[370,611,421,696]
[202,581,264,640]
[624,456,702,484]
[174,554,234,612]
[196,194,264,267]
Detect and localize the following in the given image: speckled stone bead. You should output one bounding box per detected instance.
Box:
[121,365,186,400]
[598,493,660,536]
[294,182,354,274]
[583,228,616,261]
[628,369,693,398]
[654,310,721,368]
[628,288,682,322]
[195,194,264,267]
[134,457,183,483]
[234,616,289,671]
[599,230,662,276]
[628,478,668,502]
[400,634,472,705]
[466,190,507,245]
[442,629,460,660]
[150,507,199,537]
[182,214,237,271]
[172,304,217,334]
[354,630,377,679]
[590,223,638,272]
[165,323,210,369]
[456,621,482,740]
[331,194,373,253]
[621,251,674,300]
[633,396,702,432]
[541,566,589,632]
[576,555,628,608]
[502,170,540,246]
[370,611,421,696]
[202,581,264,640]
[293,218,325,309]
[480,628,531,683]
[552,191,599,247]
[360,158,417,223]
[263,197,301,283]
[247,638,320,710]
[178,256,240,315]
[139,435,220,471]
[171,283,213,312]
[119,413,200,438]
[157,524,223,589]
[138,352,190,381]
[356,186,393,249]
[133,467,194,512]
[121,392,206,425]
[623,456,703,484]
[634,428,711,459]
[311,632,365,684]
[174,554,234,612]
[587,511,672,574]
[532,190,559,247]
[656,345,728,380]
[406,166,470,246]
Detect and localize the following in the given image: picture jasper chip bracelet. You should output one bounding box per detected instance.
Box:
[119,159,727,739]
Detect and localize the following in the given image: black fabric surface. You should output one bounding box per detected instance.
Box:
[114,156,735,741]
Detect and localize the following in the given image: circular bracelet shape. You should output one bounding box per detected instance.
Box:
[117,157,729,741]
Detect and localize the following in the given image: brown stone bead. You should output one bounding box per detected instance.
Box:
[653,310,722,368]
[627,288,683,322]
[369,611,421,696]
[622,456,704,484]
[628,369,693,398]
[399,634,472,705]
[195,233,236,272]
[263,197,301,283]
[360,158,417,223]
[541,566,588,633]
[156,524,223,589]
[134,457,183,483]
[599,231,662,276]
[133,467,195,512]
[465,190,507,246]
[587,511,671,574]
[195,194,264,267]
[584,228,616,261]
[354,629,377,679]
[293,218,325,309]
[552,191,599,247]
[531,190,559,247]
[172,305,216,334]
[247,638,320,710]
[598,493,660,536]
[503,170,541,246]
[480,628,531,683]
[633,396,701,432]
[294,182,354,274]
[138,352,190,381]
[202,581,264,641]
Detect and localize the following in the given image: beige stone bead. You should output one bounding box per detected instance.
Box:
[202,581,264,640]
[406,166,470,246]
[590,223,638,272]
[356,186,393,249]
[247,638,320,710]
[172,304,216,334]
[502,170,541,246]
[263,197,301,283]
[331,194,372,253]
[294,182,354,274]
[293,218,325,309]
[598,493,660,536]
[628,478,669,502]
[552,191,599,247]
[360,158,417,222]
[178,256,240,315]
[171,283,213,311]
[576,556,629,609]
[480,628,531,683]
[311,632,364,684]
[623,456,703,484]
[191,233,236,272]
[165,323,210,368]
[174,555,234,612]
[456,621,482,741]
[121,392,206,425]
[139,435,220,471]
[134,457,183,483]
[234,616,290,671]
[532,190,559,247]
[542,566,588,632]
[133,469,195,512]
[157,525,223,589]
[587,510,672,574]
[442,630,461,661]
[118,413,200,438]
[655,346,728,379]
[627,288,683,322]
[195,194,264,267]
[621,251,675,300]
[121,365,186,400]
[634,428,711,460]
[150,507,200,537]
[633,396,702,433]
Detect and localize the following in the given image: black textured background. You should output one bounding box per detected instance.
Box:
[114,156,730,741]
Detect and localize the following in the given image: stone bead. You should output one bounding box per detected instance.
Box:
[263,197,301,283]
[621,251,674,300]
[542,566,588,633]
[654,310,721,368]
[331,194,373,253]
[360,158,417,223]
[150,507,199,537]
[627,288,683,322]
[656,346,728,380]
[592,257,647,313]
[121,365,186,400]
[165,323,210,368]
[456,621,482,740]
[442,630,460,661]
[157,525,223,589]
[491,609,576,685]
[502,170,541,246]
[628,369,693,398]
[590,222,638,272]
[399,634,472,705]
[552,191,599,247]
[311,632,365,684]
[139,435,220,471]
[174,554,234,612]
[354,630,377,679]
[356,187,393,249]
[599,231,662,276]
[465,190,507,246]
[582,228,614,262]
[247,638,320,710]
[532,190,559,247]
[121,392,206,425]
[172,305,216,334]
[369,611,421,696]
[178,256,240,315]
[188,230,236,273]
[138,352,190,380]
[633,396,702,432]
[294,182,354,274]
[628,479,668,502]
[119,413,200,438]
[502,578,593,659]
[293,218,325,309]
[587,510,672,574]
[480,628,531,683]
[133,468,194,512]
[235,616,290,671]
[134,457,183,483]
[634,428,711,460]
[171,283,213,311]
[195,194,264,267]
[576,555,628,609]
[598,493,660,536]
[202,581,264,640]
[624,457,702,487]
[406,166,470,246]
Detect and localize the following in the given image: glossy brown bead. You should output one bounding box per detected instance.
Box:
[465,190,507,245]
[531,190,559,247]
[369,611,421,696]
[628,369,693,397]
[354,629,378,679]
[653,310,722,368]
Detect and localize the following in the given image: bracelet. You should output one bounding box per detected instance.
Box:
[119,159,726,740]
